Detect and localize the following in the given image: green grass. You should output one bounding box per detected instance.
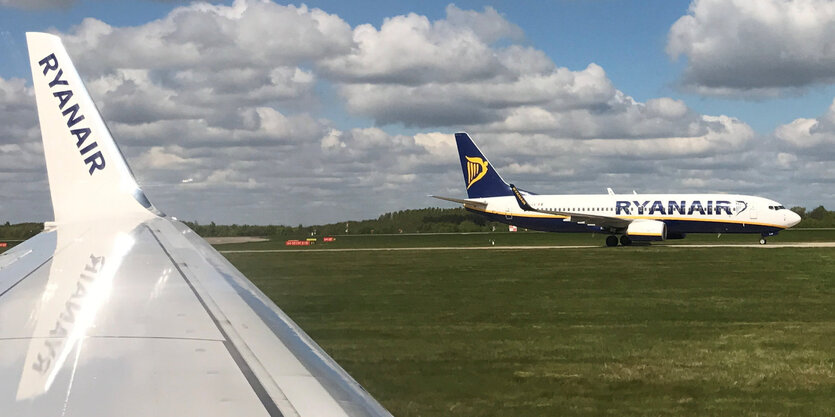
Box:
[223,242,835,416]
[214,228,835,251]
[1,229,833,414]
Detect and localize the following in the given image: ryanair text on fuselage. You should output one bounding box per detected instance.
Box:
[615,200,736,216]
[38,53,105,175]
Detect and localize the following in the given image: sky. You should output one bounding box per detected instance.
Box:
[1,0,834,225]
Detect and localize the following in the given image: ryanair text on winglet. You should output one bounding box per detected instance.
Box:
[38,53,105,175]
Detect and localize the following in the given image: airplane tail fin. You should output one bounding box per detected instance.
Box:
[26,32,161,224]
[455,132,512,198]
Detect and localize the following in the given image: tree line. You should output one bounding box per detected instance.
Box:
[790,206,835,228]
[1,206,834,241]
[183,207,502,237]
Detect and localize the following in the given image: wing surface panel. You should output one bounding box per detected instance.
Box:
[0,215,391,416]
[0,232,56,295]
[151,217,391,416]
[0,338,272,417]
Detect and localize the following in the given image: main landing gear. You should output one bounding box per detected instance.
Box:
[759,238,767,245]
[605,235,632,247]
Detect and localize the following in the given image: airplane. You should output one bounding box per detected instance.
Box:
[434,133,801,247]
[0,33,392,416]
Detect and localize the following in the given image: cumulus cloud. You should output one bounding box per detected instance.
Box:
[775,98,835,154]
[322,5,752,165]
[2,1,820,224]
[668,0,835,95]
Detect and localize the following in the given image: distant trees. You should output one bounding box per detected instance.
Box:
[3,205,834,243]
[790,206,806,218]
[180,207,503,238]
[181,205,835,235]
[0,222,43,241]
[794,205,835,227]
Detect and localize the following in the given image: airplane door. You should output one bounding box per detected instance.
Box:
[749,207,758,220]
[505,207,513,220]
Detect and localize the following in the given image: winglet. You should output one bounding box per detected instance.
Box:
[26,32,161,223]
[510,184,534,211]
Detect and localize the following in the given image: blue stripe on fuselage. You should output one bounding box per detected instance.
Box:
[465,208,783,235]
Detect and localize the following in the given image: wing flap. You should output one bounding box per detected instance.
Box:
[509,184,631,230]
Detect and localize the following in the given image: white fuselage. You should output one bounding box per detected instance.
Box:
[471,193,800,233]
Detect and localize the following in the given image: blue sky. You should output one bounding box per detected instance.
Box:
[1,0,834,224]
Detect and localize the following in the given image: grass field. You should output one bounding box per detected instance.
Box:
[215,228,835,252]
[221,232,835,416]
[2,230,833,415]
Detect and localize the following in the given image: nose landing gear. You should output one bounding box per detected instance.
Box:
[760,231,778,245]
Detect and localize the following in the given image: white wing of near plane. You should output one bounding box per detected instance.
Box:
[0,32,392,417]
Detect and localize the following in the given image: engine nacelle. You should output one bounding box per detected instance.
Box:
[626,220,667,241]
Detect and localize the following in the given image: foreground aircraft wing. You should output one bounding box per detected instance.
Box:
[510,184,631,230]
[0,32,391,417]
[431,195,488,210]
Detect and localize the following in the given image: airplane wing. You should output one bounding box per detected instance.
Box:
[430,195,488,210]
[510,184,631,230]
[0,32,392,417]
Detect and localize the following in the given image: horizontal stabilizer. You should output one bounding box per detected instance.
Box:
[431,195,488,210]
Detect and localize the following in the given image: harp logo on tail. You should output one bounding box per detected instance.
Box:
[465,156,489,189]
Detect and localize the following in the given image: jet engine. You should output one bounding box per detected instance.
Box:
[626,220,667,241]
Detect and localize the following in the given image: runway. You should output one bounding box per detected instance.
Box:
[219,241,835,254]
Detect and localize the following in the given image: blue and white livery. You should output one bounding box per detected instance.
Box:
[434,133,801,246]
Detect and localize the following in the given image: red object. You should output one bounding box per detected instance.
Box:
[0,242,6,248]
[323,237,335,242]
[285,240,310,246]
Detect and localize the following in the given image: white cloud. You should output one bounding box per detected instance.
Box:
[2,1,828,224]
[775,98,835,154]
[444,4,523,44]
[318,12,503,85]
[668,0,835,95]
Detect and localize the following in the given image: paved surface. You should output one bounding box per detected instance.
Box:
[219,242,835,253]
[205,236,268,244]
[660,242,835,248]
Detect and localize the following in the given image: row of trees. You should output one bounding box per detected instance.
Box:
[0,222,46,241]
[2,206,834,241]
[183,207,501,238]
[790,206,835,228]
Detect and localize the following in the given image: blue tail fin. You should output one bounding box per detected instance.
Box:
[455,133,512,198]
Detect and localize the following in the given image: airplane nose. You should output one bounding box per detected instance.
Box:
[786,210,801,227]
